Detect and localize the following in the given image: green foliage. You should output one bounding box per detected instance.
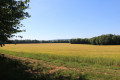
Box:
[70,34,120,45]
[0,0,30,47]
[70,38,90,44]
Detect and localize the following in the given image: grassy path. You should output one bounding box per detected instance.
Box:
[4,54,68,74]
[0,54,87,80]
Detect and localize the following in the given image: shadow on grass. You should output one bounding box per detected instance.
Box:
[0,56,88,80]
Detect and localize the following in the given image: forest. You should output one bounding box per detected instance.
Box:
[10,34,120,45]
[70,34,120,45]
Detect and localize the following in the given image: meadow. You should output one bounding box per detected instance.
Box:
[1,43,120,66]
[1,43,120,80]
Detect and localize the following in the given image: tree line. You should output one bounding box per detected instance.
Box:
[10,40,69,44]
[69,38,90,44]
[70,34,120,45]
[9,34,120,45]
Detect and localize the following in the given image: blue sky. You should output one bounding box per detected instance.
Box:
[16,0,120,40]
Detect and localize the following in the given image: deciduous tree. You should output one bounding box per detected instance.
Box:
[0,0,30,47]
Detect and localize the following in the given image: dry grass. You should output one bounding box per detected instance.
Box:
[1,43,120,58]
[1,43,120,66]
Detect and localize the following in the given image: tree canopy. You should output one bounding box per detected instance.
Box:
[0,0,30,47]
[70,34,120,45]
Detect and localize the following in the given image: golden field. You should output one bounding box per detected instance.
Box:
[1,43,120,58]
[2,43,120,80]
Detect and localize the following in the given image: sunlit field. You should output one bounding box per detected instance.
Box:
[1,43,120,57]
[1,43,120,66]
[1,43,120,79]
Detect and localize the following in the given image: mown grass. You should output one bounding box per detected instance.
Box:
[1,43,120,80]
